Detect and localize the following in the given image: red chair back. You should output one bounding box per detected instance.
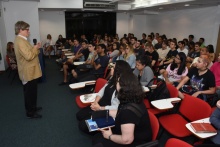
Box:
[148,111,159,141]
[166,83,178,98]
[94,78,108,93]
[165,138,192,147]
[103,66,109,79]
[179,94,212,122]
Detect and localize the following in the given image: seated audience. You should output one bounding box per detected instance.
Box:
[133,55,154,86]
[210,100,220,145]
[6,42,17,69]
[70,44,109,82]
[207,44,215,63]
[160,52,188,86]
[159,40,178,70]
[77,60,132,134]
[43,34,54,58]
[140,33,147,45]
[130,37,137,49]
[109,42,120,63]
[210,53,220,99]
[177,41,188,56]
[92,72,152,147]
[134,40,145,57]
[145,43,159,68]
[157,40,170,62]
[59,41,89,85]
[71,38,81,55]
[199,37,205,47]
[186,42,201,64]
[183,38,189,49]
[176,54,216,101]
[191,47,213,69]
[154,36,163,50]
[55,35,66,57]
[118,44,136,70]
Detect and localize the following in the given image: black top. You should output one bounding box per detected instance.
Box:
[154,43,162,50]
[188,51,200,59]
[187,67,216,91]
[99,84,116,106]
[145,50,159,63]
[165,50,178,61]
[80,48,90,61]
[91,55,109,75]
[112,102,152,146]
[134,48,145,57]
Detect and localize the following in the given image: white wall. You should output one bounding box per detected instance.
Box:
[0,2,6,70]
[39,11,66,45]
[116,13,129,39]
[144,6,220,48]
[3,1,40,43]
[133,15,147,39]
[0,1,40,70]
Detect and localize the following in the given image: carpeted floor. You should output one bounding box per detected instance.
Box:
[0,57,91,147]
[0,56,175,147]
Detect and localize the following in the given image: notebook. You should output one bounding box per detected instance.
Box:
[85,117,115,132]
[190,123,217,133]
[85,110,115,132]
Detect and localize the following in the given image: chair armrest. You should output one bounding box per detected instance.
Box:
[136,140,159,147]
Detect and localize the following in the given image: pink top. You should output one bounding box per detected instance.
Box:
[210,62,220,87]
[166,64,188,82]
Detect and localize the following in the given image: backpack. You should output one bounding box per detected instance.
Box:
[146,78,170,104]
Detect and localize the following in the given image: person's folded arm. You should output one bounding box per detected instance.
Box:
[192,87,216,97]
[164,58,173,65]
[93,63,101,70]
[176,76,189,90]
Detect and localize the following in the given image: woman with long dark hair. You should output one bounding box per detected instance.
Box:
[92,72,152,147]
[160,52,188,86]
[133,55,154,86]
[77,60,132,134]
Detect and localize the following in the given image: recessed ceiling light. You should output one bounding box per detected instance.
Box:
[159,7,163,9]
[184,4,190,6]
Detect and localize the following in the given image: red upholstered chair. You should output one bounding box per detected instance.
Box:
[159,94,211,138]
[75,78,107,108]
[166,83,178,98]
[148,111,159,141]
[145,83,179,115]
[136,111,160,147]
[165,138,193,147]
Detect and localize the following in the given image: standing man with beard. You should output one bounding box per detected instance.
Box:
[14,21,42,119]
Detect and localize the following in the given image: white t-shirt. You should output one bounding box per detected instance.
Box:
[166,64,188,82]
[177,48,188,56]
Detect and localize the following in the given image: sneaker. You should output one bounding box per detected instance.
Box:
[60,68,63,71]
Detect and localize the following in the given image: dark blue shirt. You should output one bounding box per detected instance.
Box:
[92,55,109,75]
